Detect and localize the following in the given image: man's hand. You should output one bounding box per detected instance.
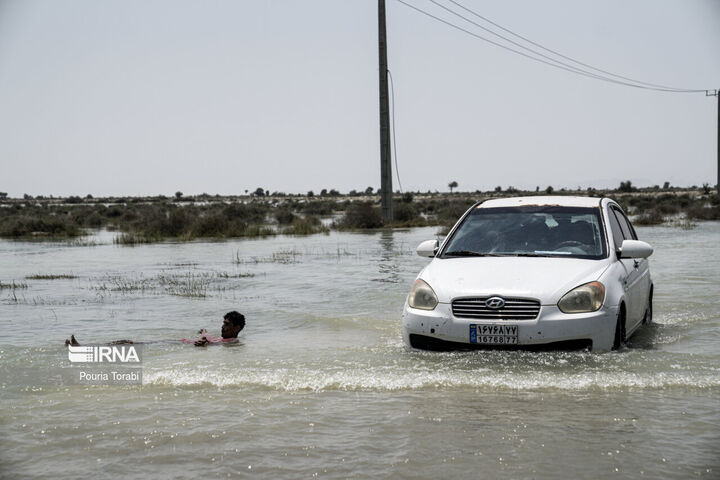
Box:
[194,337,209,347]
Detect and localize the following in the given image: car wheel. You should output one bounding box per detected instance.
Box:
[612,309,626,350]
[642,290,653,325]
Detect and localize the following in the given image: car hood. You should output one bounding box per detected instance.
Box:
[419,256,611,305]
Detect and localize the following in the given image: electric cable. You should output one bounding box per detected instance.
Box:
[444,0,705,92]
[394,0,712,93]
[388,68,403,193]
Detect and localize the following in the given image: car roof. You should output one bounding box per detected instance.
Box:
[477,196,604,208]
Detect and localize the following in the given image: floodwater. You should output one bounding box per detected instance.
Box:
[0,224,718,479]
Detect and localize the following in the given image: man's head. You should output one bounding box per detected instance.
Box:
[221,311,246,338]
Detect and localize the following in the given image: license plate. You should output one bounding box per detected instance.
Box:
[469,324,518,345]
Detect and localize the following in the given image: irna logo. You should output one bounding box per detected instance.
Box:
[67,345,141,363]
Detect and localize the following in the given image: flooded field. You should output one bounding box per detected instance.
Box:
[1,224,719,478]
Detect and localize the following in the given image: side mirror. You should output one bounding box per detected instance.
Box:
[416,239,439,258]
[619,239,653,259]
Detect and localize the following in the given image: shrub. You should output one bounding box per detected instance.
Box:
[191,213,229,237]
[283,215,328,235]
[634,209,664,225]
[337,202,383,229]
[392,202,426,226]
[686,205,720,221]
[275,209,296,225]
[0,215,82,238]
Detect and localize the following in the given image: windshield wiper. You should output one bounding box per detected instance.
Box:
[444,250,505,257]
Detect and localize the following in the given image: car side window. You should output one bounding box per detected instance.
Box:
[619,210,638,240]
[612,207,638,240]
[607,208,625,249]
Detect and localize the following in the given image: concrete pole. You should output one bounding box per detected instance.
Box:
[378,0,393,222]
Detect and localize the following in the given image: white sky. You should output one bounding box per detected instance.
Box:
[0,0,718,197]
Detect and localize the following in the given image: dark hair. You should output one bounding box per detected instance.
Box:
[224,311,245,330]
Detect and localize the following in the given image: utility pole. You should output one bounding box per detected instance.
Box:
[378,0,393,222]
[717,90,719,200]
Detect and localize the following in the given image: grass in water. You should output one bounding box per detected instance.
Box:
[216,271,256,278]
[114,233,160,245]
[157,272,211,298]
[25,274,78,280]
[235,248,301,264]
[0,281,28,289]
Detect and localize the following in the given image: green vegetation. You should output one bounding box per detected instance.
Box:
[335,202,383,229]
[282,215,329,235]
[634,209,665,226]
[0,185,718,242]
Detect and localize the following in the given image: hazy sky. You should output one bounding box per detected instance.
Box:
[1,0,719,197]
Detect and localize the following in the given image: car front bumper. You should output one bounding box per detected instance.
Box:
[402,302,619,352]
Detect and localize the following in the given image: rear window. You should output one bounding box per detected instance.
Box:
[441,206,608,260]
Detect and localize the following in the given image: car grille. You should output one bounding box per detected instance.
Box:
[452,297,541,320]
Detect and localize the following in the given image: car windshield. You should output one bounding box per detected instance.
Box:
[441,205,608,259]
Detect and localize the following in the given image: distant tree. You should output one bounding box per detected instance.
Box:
[348,189,358,196]
[307,190,314,197]
[320,188,328,196]
[617,180,636,193]
[253,187,265,197]
[329,189,340,196]
[494,186,502,193]
[535,186,540,192]
[0,192,7,199]
[545,186,554,194]
[401,192,414,203]
[506,186,519,194]
[175,191,183,199]
[448,181,458,193]
[364,186,374,195]
[662,181,671,190]
[244,189,249,194]
[23,193,32,200]
[702,183,712,195]
[265,190,270,196]
[86,194,93,199]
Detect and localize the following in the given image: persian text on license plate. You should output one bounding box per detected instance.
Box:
[469,324,518,345]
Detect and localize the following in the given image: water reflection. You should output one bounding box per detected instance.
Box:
[374,229,401,283]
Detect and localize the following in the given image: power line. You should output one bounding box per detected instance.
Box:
[444,0,705,92]
[388,69,403,193]
[394,0,713,94]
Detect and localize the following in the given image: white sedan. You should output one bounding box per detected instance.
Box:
[402,196,653,352]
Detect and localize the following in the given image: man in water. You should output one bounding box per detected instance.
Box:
[65,311,246,347]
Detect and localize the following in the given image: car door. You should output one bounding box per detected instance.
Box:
[610,206,649,332]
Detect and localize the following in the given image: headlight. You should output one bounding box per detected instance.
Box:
[408,279,438,310]
[557,281,605,313]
